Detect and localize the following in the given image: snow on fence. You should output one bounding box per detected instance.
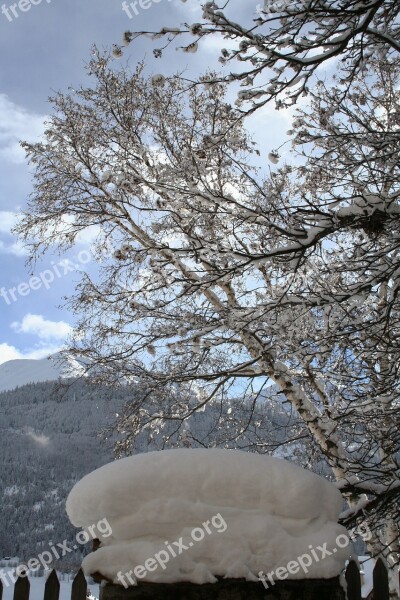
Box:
[0,560,396,600]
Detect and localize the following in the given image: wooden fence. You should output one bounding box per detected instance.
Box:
[346,558,397,600]
[0,559,397,600]
[0,568,88,600]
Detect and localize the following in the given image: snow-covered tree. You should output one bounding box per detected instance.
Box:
[17,46,399,587]
[117,0,400,111]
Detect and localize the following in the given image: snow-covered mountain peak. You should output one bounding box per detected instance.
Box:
[0,353,86,393]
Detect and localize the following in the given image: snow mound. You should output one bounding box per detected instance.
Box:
[66,449,350,585]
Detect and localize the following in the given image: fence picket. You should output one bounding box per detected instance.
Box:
[345,560,361,600]
[71,569,87,600]
[373,558,389,600]
[12,575,30,600]
[44,569,60,600]
[1,559,394,599]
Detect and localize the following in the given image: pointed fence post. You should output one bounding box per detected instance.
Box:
[71,569,87,600]
[345,560,361,600]
[44,569,60,600]
[13,574,30,600]
[373,558,389,600]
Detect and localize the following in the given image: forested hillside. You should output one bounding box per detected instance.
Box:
[0,378,300,568]
[0,379,124,567]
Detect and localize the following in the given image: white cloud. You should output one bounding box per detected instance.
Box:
[0,210,28,256]
[173,0,201,16]
[28,213,102,249]
[11,314,73,341]
[202,34,231,54]
[0,210,99,257]
[0,238,28,257]
[75,224,101,246]
[0,342,23,362]
[0,342,63,365]
[0,211,19,234]
[0,95,47,164]
[316,54,340,74]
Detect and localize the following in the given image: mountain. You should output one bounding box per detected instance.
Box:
[0,357,304,570]
[0,353,87,393]
[0,378,127,567]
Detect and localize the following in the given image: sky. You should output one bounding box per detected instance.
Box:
[0,0,295,365]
